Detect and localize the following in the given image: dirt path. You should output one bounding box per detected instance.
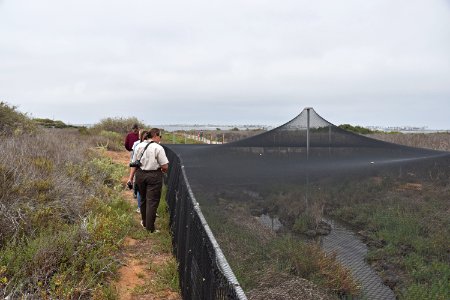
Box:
[104,150,181,300]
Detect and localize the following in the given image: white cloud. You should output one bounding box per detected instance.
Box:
[1,0,449,128]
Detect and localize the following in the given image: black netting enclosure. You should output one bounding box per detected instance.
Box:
[164,149,247,300]
[164,108,450,300]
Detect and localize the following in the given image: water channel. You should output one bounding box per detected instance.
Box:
[320,219,396,300]
[258,215,396,299]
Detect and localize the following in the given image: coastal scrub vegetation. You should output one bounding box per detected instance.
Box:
[0,128,133,298]
[0,106,136,298]
[0,105,180,298]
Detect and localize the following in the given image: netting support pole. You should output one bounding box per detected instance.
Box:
[305,107,312,208]
[306,107,311,160]
[329,125,332,157]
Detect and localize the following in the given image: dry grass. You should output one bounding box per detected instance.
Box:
[0,128,133,298]
[369,132,450,151]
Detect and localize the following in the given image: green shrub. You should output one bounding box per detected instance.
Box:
[0,226,79,296]
[271,235,359,295]
[272,235,320,277]
[292,213,315,234]
[33,118,76,129]
[31,157,54,173]
[0,187,133,299]
[97,130,124,151]
[338,124,379,134]
[89,157,126,189]
[91,117,146,135]
[402,278,449,300]
[0,101,36,135]
[32,179,54,194]
[78,126,90,135]
[100,130,122,140]
[162,132,206,144]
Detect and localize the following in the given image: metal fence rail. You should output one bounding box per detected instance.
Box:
[164,146,247,300]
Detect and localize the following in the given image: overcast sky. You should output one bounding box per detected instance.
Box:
[1,0,449,129]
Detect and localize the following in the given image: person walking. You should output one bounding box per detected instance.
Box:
[128,128,169,232]
[125,124,141,198]
[124,124,140,153]
[128,130,149,213]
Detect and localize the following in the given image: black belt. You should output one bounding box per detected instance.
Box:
[138,168,161,172]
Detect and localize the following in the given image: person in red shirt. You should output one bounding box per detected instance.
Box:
[125,124,140,152]
[125,124,140,199]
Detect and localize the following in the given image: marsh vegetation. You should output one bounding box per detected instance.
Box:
[194,153,450,299]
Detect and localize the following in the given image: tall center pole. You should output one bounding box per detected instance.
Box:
[305,107,312,208]
[306,107,311,160]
